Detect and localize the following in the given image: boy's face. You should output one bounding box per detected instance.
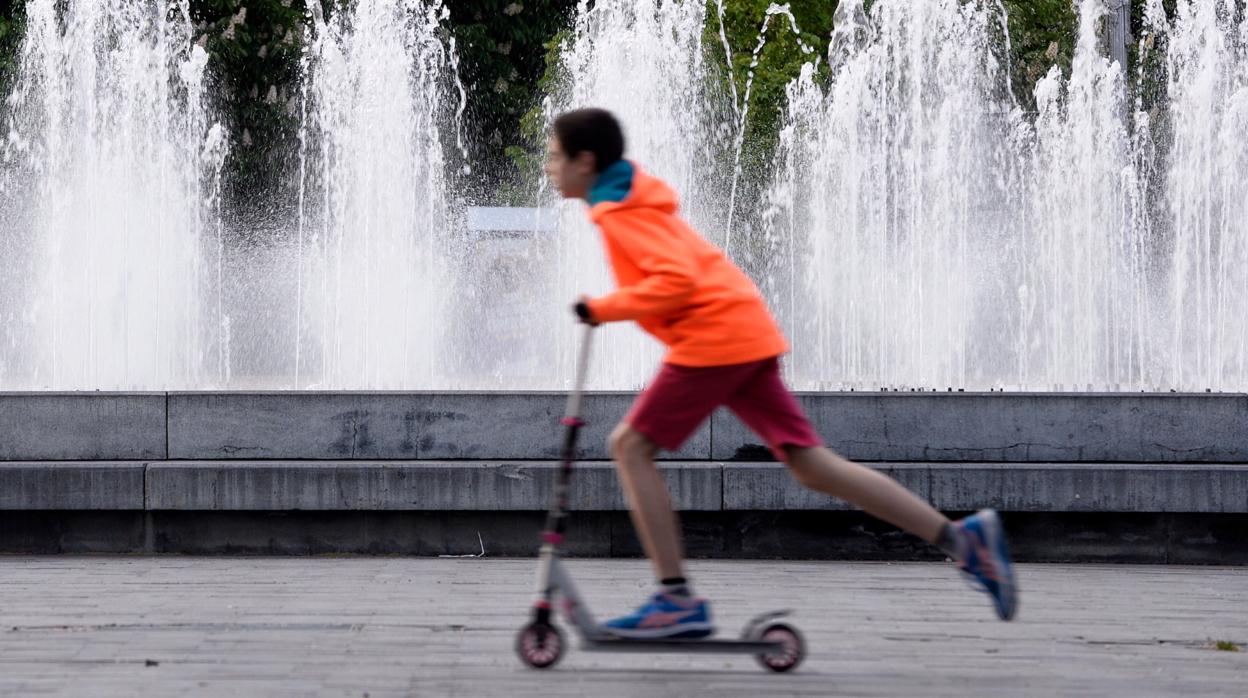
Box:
[545,136,596,200]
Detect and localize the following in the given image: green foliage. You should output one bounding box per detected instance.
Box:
[710,0,834,167]
[191,0,310,209]
[1001,0,1077,109]
[0,0,1188,207]
[448,1,577,201]
[502,28,571,204]
[510,1,834,194]
[0,1,25,96]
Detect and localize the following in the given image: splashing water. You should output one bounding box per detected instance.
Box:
[295,0,464,389]
[724,3,816,255]
[1020,0,1151,390]
[0,0,1243,393]
[0,0,227,390]
[768,0,1019,390]
[768,0,1248,391]
[539,0,735,388]
[1159,0,1248,390]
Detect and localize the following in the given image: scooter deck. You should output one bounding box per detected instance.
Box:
[582,637,784,655]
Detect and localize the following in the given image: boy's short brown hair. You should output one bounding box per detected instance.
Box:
[552,108,625,173]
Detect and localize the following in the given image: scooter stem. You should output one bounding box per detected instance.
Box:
[534,325,595,618]
[564,324,594,422]
[541,324,595,547]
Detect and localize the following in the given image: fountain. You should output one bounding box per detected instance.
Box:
[1,0,1244,571]
[0,0,226,390]
[295,0,464,389]
[767,0,1248,391]
[0,0,1243,392]
[538,0,735,388]
[767,0,1022,390]
[1020,0,1151,390]
[1158,0,1248,391]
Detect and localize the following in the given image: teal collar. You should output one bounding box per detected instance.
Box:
[587,160,634,205]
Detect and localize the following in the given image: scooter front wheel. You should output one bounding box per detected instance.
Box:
[515,621,564,669]
[752,622,805,673]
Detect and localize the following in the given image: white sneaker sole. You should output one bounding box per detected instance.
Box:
[979,509,1019,620]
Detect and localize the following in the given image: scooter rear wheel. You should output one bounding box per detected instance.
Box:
[753,622,804,673]
[515,621,564,669]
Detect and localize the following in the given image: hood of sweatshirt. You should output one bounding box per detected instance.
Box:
[587,160,679,222]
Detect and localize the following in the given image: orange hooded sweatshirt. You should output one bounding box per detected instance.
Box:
[584,160,788,367]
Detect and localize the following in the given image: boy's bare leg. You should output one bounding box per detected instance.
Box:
[609,424,685,580]
[784,446,948,544]
[605,433,948,578]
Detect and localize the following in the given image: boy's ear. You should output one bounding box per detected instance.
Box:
[574,150,597,174]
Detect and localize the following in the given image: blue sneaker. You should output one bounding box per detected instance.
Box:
[601,592,715,639]
[956,509,1019,621]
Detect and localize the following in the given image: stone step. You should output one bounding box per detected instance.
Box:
[3,461,1246,513]
[4,392,1248,462]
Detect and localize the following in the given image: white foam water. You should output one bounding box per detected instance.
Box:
[0,0,1243,392]
[539,0,736,389]
[767,0,1248,391]
[0,0,227,390]
[295,0,463,388]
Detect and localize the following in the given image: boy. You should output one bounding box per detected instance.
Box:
[544,108,1017,639]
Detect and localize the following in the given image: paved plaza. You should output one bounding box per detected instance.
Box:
[1,557,1245,696]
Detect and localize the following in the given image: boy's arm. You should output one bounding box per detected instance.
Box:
[586,215,697,323]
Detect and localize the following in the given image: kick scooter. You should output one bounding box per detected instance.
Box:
[514,325,805,672]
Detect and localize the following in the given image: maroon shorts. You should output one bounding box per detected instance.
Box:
[625,357,822,462]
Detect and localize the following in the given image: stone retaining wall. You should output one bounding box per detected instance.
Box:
[3,392,1246,462]
[3,392,1245,559]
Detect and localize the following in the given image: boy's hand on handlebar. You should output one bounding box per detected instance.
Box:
[573,295,600,326]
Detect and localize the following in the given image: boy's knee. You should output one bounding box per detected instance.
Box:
[786,458,815,487]
[609,424,656,461]
[784,446,825,487]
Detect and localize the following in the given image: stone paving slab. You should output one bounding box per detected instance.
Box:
[166,392,710,461]
[712,393,1248,462]
[723,463,932,510]
[0,463,145,510]
[724,462,1248,512]
[1,391,1238,463]
[0,394,166,461]
[5,461,1248,513]
[146,461,722,511]
[0,558,1244,697]
[131,462,1248,516]
[925,462,1248,513]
